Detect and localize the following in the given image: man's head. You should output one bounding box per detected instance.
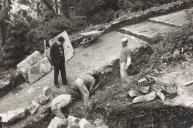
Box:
[58,36,65,45]
[121,37,128,47]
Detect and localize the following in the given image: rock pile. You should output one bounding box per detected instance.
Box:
[0,87,54,125]
[48,115,108,128]
[128,76,178,104]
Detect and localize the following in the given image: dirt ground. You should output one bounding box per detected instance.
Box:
[0,32,146,113]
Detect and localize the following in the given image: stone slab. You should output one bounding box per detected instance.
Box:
[17,51,42,81]
[120,21,177,41]
[27,57,52,83]
[150,8,193,27]
[46,31,74,62]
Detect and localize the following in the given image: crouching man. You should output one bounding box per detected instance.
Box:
[74,74,98,109]
[119,37,132,81]
[50,74,99,119]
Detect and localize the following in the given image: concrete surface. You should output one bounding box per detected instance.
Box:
[150,8,193,27]
[0,32,146,113]
[120,21,177,41]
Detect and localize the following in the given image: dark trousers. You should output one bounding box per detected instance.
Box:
[54,59,68,85]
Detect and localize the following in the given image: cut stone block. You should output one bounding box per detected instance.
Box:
[51,94,71,118]
[36,95,50,105]
[120,21,177,41]
[138,86,150,94]
[128,90,141,98]
[0,108,26,123]
[132,91,156,104]
[28,57,52,83]
[48,117,67,128]
[43,87,54,99]
[79,118,91,128]
[67,115,80,128]
[26,101,40,115]
[150,8,193,27]
[17,51,42,81]
[47,31,74,62]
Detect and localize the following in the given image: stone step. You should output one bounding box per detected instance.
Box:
[119,21,177,42]
[149,7,193,27]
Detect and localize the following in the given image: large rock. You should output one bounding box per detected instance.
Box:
[132,91,156,104]
[67,115,80,128]
[28,57,52,83]
[137,86,150,94]
[17,51,42,81]
[79,118,91,128]
[43,87,54,99]
[48,117,67,128]
[92,119,108,128]
[0,108,26,123]
[128,90,141,98]
[51,94,72,117]
[48,31,74,62]
[36,95,50,105]
[26,101,40,115]
[156,91,165,101]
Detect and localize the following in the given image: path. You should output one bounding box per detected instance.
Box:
[0,7,193,113]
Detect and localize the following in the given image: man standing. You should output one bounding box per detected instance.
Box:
[50,36,68,87]
[119,37,132,81]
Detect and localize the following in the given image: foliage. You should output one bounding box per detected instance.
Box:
[79,0,179,24]
[26,14,87,53]
[1,18,30,68]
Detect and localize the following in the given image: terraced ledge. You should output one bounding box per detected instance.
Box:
[109,0,193,31]
[119,21,177,42]
[149,7,193,27]
[70,0,193,48]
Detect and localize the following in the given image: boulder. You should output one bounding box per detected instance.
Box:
[128,90,141,98]
[48,31,74,62]
[79,118,91,128]
[28,57,52,83]
[17,51,42,81]
[67,115,80,128]
[48,117,67,128]
[0,108,26,123]
[51,94,72,116]
[93,119,108,128]
[137,86,150,94]
[26,101,40,115]
[36,95,50,105]
[132,91,156,104]
[43,87,54,99]
[157,91,165,101]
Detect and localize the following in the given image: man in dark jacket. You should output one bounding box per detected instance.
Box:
[50,36,68,87]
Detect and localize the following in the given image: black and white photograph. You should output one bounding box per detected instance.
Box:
[0,0,193,128]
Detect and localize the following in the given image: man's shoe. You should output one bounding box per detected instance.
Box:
[55,84,60,88]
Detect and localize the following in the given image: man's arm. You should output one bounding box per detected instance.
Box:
[126,49,132,67]
[50,44,55,66]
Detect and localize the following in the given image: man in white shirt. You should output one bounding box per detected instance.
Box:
[119,37,132,81]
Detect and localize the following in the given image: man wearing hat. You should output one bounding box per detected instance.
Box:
[50,36,68,87]
[119,37,132,81]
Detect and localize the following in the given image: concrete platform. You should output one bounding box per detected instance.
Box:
[150,8,193,27]
[120,21,177,41]
[0,32,147,113]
